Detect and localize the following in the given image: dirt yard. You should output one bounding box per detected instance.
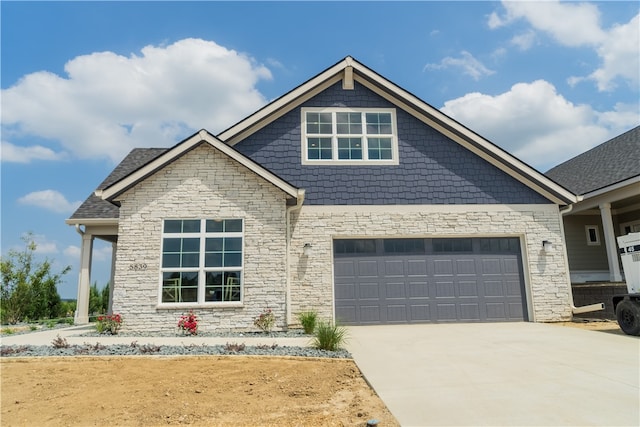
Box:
[1,356,398,426]
[0,320,624,426]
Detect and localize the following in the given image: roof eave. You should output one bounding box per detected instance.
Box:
[98,130,301,202]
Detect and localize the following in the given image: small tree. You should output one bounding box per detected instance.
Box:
[0,233,70,324]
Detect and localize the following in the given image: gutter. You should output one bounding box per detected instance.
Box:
[558,204,605,315]
[285,189,306,327]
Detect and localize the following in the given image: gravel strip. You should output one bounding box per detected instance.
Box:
[0,343,351,359]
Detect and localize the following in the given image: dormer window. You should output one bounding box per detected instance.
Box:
[302,108,399,165]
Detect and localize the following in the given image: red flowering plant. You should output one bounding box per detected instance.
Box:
[178,311,198,335]
[95,313,122,335]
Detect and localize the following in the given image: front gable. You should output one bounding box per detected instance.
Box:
[221,56,576,206]
[234,81,552,205]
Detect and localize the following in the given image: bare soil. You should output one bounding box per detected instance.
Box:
[0,320,624,426]
[1,356,398,426]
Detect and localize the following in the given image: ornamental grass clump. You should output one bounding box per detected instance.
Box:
[311,321,348,351]
[254,308,275,333]
[95,313,122,335]
[297,310,318,334]
[178,311,198,335]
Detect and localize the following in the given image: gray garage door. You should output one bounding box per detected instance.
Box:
[334,238,527,325]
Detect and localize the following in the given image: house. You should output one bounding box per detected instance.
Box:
[66,57,579,332]
[546,125,640,284]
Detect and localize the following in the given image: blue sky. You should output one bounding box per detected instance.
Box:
[2,1,639,299]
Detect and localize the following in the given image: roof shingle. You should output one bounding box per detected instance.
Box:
[546,125,640,195]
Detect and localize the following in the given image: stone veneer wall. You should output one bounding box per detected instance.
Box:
[112,144,288,333]
[288,204,572,323]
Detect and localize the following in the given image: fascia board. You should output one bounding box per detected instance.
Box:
[219,60,349,144]
[65,218,119,226]
[98,131,300,202]
[581,175,640,200]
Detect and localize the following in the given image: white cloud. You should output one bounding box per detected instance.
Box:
[490,1,639,91]
[440,80,638,170]
[1,141,68,163]
[510,30,536,51]
[424,51,495,81]
[18,190,82,214]
[1,38,272,163]
[63,245,81,258]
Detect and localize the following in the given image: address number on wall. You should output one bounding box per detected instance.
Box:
[128,263,148,271]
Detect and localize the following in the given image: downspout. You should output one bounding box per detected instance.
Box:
[285,189,305,327]
[559,202,605,315]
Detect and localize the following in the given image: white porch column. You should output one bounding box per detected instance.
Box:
[108,242,117,315]
[75,233,94,324]
[600,203,623,282]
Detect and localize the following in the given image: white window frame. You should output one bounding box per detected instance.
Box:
[301,107,399,165]
[158,219,244,307]
[585,225,600,246]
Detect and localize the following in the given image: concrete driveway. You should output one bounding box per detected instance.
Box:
[346,322,639,427]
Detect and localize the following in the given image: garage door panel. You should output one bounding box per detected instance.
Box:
[334,260,356,277]
[459,303,480,321]
[358,283,380,299]
[508,303,524,318]
[484,280,505,297]
[357,260,379,277]
[385,282,406,299]
[485,303,507,320]
[407,259,428,276]
[383,260,405,277]
[386,305,408,323]
[334,283,356,300]
[409,281,429,297]
[481,258,502,275]
[360,305,382,323]
[459,281,479,297]
[505,280,523,296]
[455,259,477,275]
[503,258,520,274]
[435,281,456,298]
[334,238,527,325]
[433,259,454,275]
[436,304,457,321]
[410,304,431,321]
[335,305,357,324]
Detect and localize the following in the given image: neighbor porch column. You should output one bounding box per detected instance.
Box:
[75,233,94,324]
[599,203,622,282]
[108,241,117,315]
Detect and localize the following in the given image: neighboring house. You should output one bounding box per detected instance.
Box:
[67,57,578,332]
[546,126,640,284]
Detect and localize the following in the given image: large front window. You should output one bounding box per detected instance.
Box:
[160,219,243,304]
[302,108,398,164]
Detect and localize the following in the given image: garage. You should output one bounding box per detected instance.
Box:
[334,238,527,325]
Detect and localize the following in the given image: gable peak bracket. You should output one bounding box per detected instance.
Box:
[342,66,354,90]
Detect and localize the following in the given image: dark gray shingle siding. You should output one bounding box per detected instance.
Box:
[546,126,640,195]
[234,82,550,205]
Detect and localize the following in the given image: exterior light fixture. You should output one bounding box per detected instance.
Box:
[303,243,313,256]
[542,240,553,253]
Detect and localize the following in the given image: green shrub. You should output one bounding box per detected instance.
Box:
[311,321,348,351]
[297,310,318,334]
[2,328,15,335]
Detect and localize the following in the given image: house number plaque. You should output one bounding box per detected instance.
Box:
[128,263,148,271]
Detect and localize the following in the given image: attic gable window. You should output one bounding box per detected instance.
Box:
[302,108,399,165]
